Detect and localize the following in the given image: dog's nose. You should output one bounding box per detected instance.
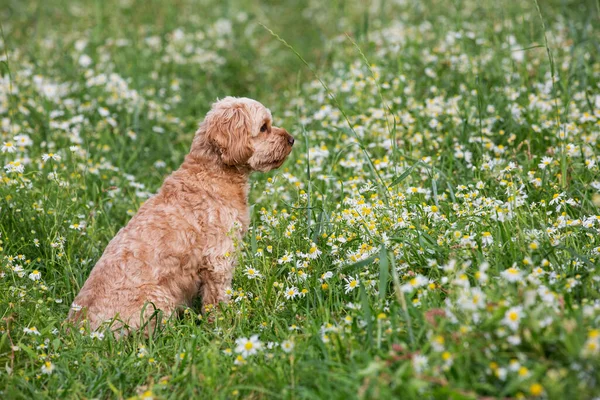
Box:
[287,135,295,146]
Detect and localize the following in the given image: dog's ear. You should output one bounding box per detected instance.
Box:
[203,103,254,166]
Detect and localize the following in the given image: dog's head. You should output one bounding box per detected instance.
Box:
[198,97,294,172]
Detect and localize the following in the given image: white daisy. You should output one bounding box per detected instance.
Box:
[284,286,299,300]
[502,306,523,331]
[344,276,360,293]
[235,335,263,357]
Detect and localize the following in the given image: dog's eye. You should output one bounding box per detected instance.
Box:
[260,124,268,133]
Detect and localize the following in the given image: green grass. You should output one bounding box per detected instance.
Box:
[1,0,600,398]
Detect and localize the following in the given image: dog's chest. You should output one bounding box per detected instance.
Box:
[204,201,249,234]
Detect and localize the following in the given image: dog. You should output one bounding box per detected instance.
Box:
[68,97,294,332]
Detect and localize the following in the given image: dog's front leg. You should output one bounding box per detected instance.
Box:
[199,260,233,312]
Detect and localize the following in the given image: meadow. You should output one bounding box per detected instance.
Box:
[1,0,600,398]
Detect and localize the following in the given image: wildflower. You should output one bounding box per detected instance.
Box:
[495,367,508,381]
[278,252,293,264]
[481,231,493,246]
[507,335,521,345]
[234,355,246,365]
[29,270,41,281]
[530,383,544,397]
[518,366,530,378]
[549,192,564,206]
[319,271,333,282]
[344,276,360,293]
[42,153,62,162]
[435,351,451,371]
[140,390,154,400]
[90,331,104,340]
[284,286,299,300]
[70,222,86,231]
[78,54,92,68]
[538,156,553,169]
[458,287,486,311]
[501,266,523,283]
[137,345,149,358]
[502,306,523,331]
[582,329,600,357]
[296,270,308,281]
[41,361,55,375]
[23,326,41,335]
[235,335,263,357]
[412,355,428,373]
[281,340,294,353]
[431,335,445,351]
[307,243,322,259]
[4,160,24,173]
[243,266,262,280]
[14,134,33,147]
[1,142,16,153]
[401,275,429,293]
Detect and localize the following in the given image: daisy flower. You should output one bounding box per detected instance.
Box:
[29,270,41,281]
[307,243,322,259]
[412,355,428,373]
[1,142,16,153]
[502,306,523,331]
[538,156,553,169]
[277,252,293,264]
[501,266,523,283]
[281,340,294,353]
[42,153,62,162]
[235,335,263,357]
[284,286,299,300]
[69,222,86,231]
[23,327,41,335]
[344,276,360,293]
[319,271,333,282]
[41,361,55,375]
[234,355,247,365]
[14,134,33,147]
[481,231,493,246]
[243,266,262,280]
[4,160,24,173]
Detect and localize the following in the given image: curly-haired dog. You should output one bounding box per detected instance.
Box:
[68,97,294,331]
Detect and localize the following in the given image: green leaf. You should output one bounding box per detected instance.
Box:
[360,284,373,346]
[431,175,439,207]
[18,343,37,359]
[390,161,421,187]
[378,247,389,301]
[250,222,257,255]
[342,249,380,272]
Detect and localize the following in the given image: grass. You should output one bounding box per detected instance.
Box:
[1,0,600,398]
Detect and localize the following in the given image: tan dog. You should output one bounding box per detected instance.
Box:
[68,97,294,331]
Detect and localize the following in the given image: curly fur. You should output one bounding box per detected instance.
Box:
[68,97,294,332]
